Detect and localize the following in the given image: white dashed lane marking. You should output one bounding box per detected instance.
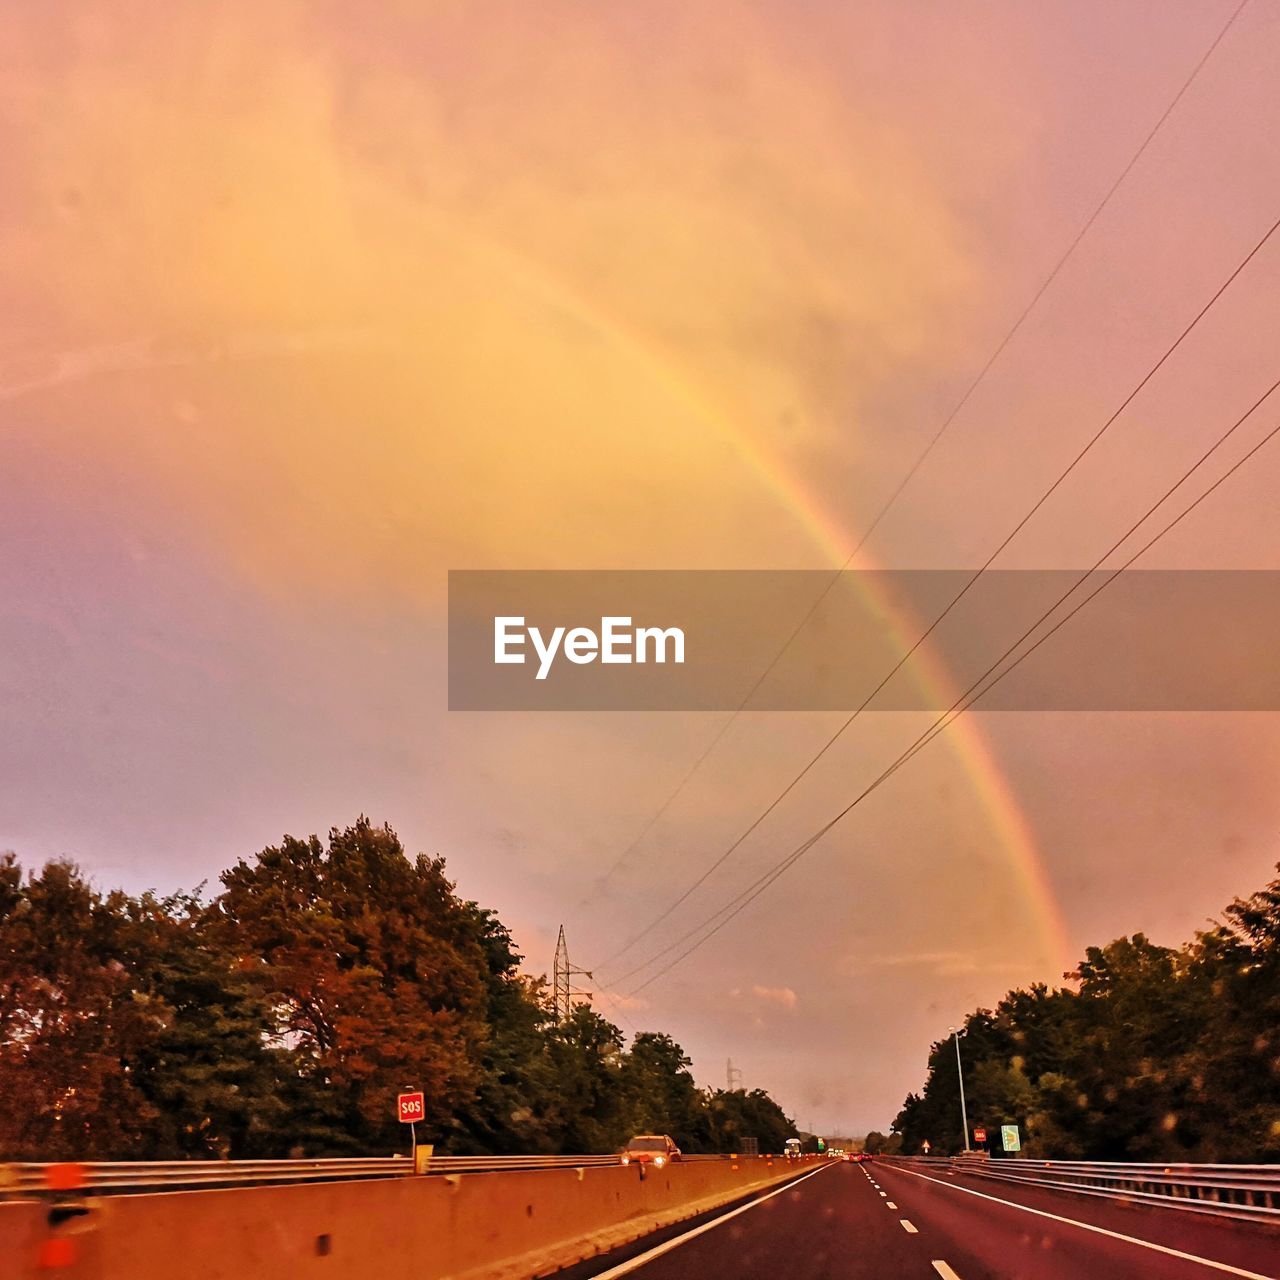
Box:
[890,1165,1274,1280]
[901,1220,919,1234]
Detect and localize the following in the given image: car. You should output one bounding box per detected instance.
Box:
[845,1152,869,1163]
[620,1134,682,1168]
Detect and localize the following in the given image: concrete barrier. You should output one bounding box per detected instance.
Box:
[1,1202,45,1271]
[4,1156,826,1280]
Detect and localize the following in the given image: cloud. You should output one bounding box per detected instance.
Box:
[0,0,975,599]
[751,984,798,1008]
[729,984,798,1010]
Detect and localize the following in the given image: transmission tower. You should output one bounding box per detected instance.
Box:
[727,1058,744,1091]
[552,925,593,1022]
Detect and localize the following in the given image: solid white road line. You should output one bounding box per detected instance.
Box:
[901,1220,919,1233]
[588,1163,835,1278]
[932,1263,962,1280]
[889,1166,1274,1280]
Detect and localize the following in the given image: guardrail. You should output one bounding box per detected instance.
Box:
[1,1154,622,1196]
[1,1152,796,1198]
[879,1155,1280,1225]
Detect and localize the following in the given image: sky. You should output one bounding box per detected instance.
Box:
[2,0,1280,1135]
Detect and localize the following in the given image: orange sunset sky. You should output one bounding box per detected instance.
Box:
[3,0,1280,1131]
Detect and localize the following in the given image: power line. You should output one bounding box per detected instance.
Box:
[592,985,639,1037]
[869,407,1280,828]
[631,401,1280,994]
[622,375,1280,995]
[626,380,1280,989]
[601,207,1280,986]
[585,0,1252,948]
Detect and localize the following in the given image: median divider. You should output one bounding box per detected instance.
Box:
[1,1202,47,1273]
[3,1155,825,1280]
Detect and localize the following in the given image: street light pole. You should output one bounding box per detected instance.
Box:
[949,1026,971,1153]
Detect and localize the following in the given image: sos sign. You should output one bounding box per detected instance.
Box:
[398,1091,425,1124]
[973,1126,987,1145]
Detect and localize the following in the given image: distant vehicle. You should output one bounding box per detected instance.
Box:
[784,1138,803,1158]
[845,1152,869,1163]
[620,1135,681,1167]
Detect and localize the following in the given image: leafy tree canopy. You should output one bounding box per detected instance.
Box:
[892,865,1280,1161]
[0,821,799,1160]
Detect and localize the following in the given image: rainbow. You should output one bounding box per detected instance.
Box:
[453,223,1076,978]
[708,447,1076,980]
[8,210,1076,978]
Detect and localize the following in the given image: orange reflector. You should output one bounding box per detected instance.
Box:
[45,1165,86,1192]
[38,1238,78,1269]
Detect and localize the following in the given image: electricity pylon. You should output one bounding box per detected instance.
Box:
[552,925,593,1022]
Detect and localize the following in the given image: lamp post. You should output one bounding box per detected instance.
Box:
[949,1026,971,1153]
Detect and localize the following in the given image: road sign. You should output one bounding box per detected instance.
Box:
[921,1140,931,1154]
[1001,1124,1021,1153]
[973,1126,987,1145]
[397,1091,425,1124]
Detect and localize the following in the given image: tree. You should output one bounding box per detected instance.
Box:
[1,822,807,1161]
[127,890,290,1158]
[0,857,159,1158]
[698,1088,797,1154]
[619,1033,703,1148]
[892,864,1280,1162]
[212,819,496,1154]
[448,908,561,1155]
[1183,871,1280,1160]
[544,1005,629,1152]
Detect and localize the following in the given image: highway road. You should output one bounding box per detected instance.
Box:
[560,1159,1280,1280]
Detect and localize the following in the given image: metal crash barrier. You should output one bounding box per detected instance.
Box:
[879,1154,1280,1224]
[1,1154,623,1196]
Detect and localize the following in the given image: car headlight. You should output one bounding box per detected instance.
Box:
[621,1154,630,1164]
[653,1156,666,1168]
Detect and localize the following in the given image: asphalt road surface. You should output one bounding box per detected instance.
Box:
[560,1159,1280,1280]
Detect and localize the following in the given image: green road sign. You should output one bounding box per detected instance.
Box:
[1001,1124,1021,1153]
